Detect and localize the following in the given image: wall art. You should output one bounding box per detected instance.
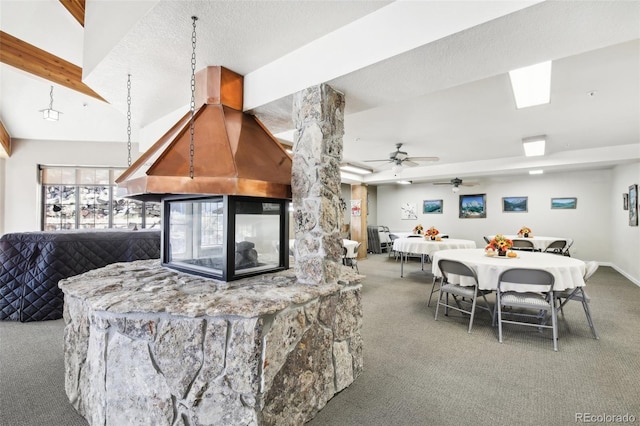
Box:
[459,194,486,218]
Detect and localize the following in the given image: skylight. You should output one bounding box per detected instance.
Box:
[509,61,552,109]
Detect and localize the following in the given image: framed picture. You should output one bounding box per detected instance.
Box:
[401,202,418,220]
[623,193,629,210]
[423,199,443,214]
[629,184,638,226]
[551,197,577,209]
[502,196,528,212]
[459,194,486,218]
[350,200,361,217]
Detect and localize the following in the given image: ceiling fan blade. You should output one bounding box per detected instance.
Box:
[407,156,439,162]
[363,159,392,163]
[402,160,420,167]
[461,182,478,186]
[432,182,452,185]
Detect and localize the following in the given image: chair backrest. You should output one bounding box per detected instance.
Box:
[583,261,599,282]
[512,239,535,250]
[408,235,422,238]
[389,234,399,241]
[354,242,362,255]
[498,268,555,293]
[545,240,567,252]
[438,259,478,284]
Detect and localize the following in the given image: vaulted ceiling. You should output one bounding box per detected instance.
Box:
[1,0,639,184]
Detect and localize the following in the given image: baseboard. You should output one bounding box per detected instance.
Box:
[599,261,640,288]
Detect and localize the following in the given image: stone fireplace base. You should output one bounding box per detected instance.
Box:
[60,260,363,425]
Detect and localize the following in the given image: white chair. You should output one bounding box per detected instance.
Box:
[343,242,361,273]
[495,268,558,351]
[434,259,493,333]
[555,260,599,339]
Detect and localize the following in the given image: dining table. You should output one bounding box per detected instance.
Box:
[487,235,572,252]
[393,237,476,277]
[431,248,586,292]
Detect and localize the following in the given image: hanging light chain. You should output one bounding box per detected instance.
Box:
[189,16,198,179]
[127,74,132,166]
[49,86,54,109]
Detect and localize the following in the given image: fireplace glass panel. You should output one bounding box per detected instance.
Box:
[168,198,225,275]
[234,201,282,276]
[164,196,288,280]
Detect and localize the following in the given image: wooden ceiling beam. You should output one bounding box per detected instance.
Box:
[0,120,11,157]
[0,30,105,102]
[59,0,85,27]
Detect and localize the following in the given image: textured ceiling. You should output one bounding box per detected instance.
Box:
[1,0,638,184]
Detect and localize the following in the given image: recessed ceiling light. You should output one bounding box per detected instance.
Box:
[529,169,544,175]
[509,61,552,109]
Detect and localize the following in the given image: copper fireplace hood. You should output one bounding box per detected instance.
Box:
[116,66,292,202]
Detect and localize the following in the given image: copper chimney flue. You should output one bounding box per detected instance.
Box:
[116,66,292,202]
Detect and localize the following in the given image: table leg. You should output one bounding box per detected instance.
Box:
[400,252,405,277]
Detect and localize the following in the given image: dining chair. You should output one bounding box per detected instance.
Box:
[511,239,535,251]
[562,240,574,257]
[483,236,491,244]
[434,259,493,333]
[554,260,599,339]
[544,240,567,255]
[388,234,400,260]
[343,242,361,273]
[495,268,558,351]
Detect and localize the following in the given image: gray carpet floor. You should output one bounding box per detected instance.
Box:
[1,254,639,426]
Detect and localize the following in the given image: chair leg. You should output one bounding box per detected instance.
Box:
[581,299,599,339]
[434,282,445,321]
[427,276,438,307]
[551,299,559,352]
[468,293,478,333]
[497,292,503,343]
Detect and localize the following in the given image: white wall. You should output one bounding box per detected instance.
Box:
[376,169,632,277]
[610,162,640,284]
[1,139,139,233]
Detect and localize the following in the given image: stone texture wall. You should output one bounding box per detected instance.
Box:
[291,84,345,285]
[61,260,363,425]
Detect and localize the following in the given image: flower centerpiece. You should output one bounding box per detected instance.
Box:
[413,224,424,235]
[426,226,439,240]
[517,226,533,237]
[486,234,513,256]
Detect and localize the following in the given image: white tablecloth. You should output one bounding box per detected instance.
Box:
[431,248,586,292]
[391,232,449,239]
[393,238,476,277]
[487,235,572,251]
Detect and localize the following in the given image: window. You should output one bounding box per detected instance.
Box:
[40,166,161,231]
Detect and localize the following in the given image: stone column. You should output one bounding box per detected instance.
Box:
[291,84,345,285]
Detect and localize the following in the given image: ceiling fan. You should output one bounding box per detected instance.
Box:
[433,177,477,192]
[363,143,439,171]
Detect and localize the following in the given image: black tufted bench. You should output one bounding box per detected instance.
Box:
[0,229,160,321]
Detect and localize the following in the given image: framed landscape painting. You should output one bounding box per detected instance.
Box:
[551,197,577,209]
[423,199,443,214]
[502,196,528,212]
[630,184,638,226]
[459,194,486,218]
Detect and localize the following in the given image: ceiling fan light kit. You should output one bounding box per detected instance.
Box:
[433,177,477,192]
[364,143,439,173]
